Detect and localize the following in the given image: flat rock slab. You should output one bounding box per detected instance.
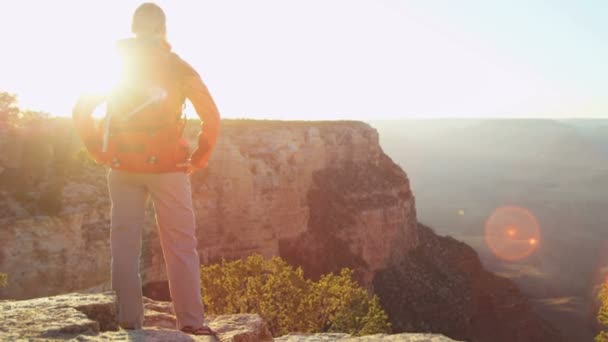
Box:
[86,328,211,341]
[0,292,117,339]
[0,292,272,341]
[0,292,459,341]
[275,333,461,342]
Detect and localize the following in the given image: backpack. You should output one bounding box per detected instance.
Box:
[99,42,189,173]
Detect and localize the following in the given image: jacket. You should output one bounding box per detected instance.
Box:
[72,37,220,172]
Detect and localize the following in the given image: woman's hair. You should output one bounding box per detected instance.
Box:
[131,3,166,37]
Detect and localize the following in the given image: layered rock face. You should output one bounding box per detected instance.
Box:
[188,121,418,285]
[0,119,418,298]
[0,120,111,299]
[373,224,564,342]
[0,119,561,341]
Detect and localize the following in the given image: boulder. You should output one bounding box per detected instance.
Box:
[0,292,273,341]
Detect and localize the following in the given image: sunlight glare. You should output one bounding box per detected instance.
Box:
[506,227,517,237]
[485,206,541,261]
[92,102,107,120]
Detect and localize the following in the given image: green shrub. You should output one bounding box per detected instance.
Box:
[0,92,19,125]
[0,273,7,288]
[200,255,391,336]
[597,283,608,342]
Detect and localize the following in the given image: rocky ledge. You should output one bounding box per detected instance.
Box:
[0,292,460,341]
[0,292,272,341]
[275,333,458,341]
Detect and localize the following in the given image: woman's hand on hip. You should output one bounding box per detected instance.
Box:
[176,161,197,176]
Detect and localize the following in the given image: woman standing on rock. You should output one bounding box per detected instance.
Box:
[72,2,220,336]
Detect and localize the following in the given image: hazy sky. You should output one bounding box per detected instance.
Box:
[0,0,606,120]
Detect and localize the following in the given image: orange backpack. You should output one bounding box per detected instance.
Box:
[99,44,189,173]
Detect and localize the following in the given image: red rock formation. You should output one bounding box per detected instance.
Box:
[0,119,562,341]
[0,119,418,298]
[373,224,564,342]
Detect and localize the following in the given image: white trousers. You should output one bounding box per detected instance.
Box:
[108,169,205,329]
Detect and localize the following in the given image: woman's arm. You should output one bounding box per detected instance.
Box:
[72,94,106,163]
[181,68,221,170]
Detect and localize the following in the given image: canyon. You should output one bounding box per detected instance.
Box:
[372,118,608,341]
[0,119,562,341]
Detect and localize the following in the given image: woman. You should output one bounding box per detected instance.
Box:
[73,2,220,336]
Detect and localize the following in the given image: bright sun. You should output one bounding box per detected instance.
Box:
[1,1,606,119]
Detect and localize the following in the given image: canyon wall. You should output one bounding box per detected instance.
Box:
[374,224,564,342]
[0,119,562,341]
[0,119,418,299]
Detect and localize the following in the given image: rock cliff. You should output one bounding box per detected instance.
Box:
[0,119,561,341]
[0,119,418,299]
[373,224,564,342]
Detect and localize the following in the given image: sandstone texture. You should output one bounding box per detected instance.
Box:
[0,119,417,299]
[0,291,459,341]
[0,291,273,341]
[188,121,418,285]
[275,333,460,341]
[0,119,563,341]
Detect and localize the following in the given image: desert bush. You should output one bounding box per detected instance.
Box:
[597,283,608,341]
[19,109,49,124]
[0,92,48,126]
[200,254,390,336]
[0,92,19,125]
[0,273,7,288]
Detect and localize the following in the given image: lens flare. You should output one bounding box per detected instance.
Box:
[506,227,517,237]
[485,206,541,261]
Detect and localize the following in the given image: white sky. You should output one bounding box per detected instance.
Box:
[0,0,606,120]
